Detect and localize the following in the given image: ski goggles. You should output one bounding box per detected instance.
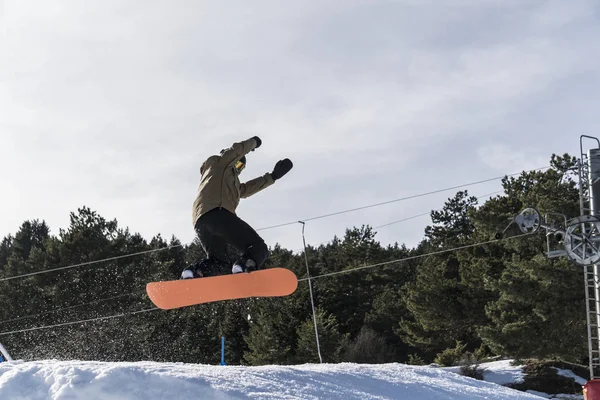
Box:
[235,159,246,173]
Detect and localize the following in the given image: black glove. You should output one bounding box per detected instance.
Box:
[271,159,293,180]
[252,136,262,149]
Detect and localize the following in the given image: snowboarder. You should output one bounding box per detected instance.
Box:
[181,136,293,279]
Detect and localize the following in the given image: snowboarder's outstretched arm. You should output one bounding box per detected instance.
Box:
[240,159,293,198]
[219,137,262,165]
[240,173,274,198]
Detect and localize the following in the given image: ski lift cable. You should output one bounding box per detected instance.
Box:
[281,188,503,254]
[0,307,159,337]
[0,245,183,282]
[0,190,504,326]
[298,231,536,282]
[0,231,535,337]
[256,168,548,231]
[293,189,504,252]
[372,190,503,230]
[0,167,548,283]
[0,291,146,325]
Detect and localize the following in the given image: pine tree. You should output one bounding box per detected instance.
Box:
[474,154,585,361]
[243,307,292,365]
[315,226,388,337]
[480,256,586,361]
[400,191,481,354]
[296,308,344,363]
[0,153,587,367]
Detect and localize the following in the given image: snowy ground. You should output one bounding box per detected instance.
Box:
[0,359,573,400]
[445,360,585,400]
[444,360,527,386]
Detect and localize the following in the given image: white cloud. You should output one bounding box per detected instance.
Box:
[1,0,599,253]
[476,144,548,173]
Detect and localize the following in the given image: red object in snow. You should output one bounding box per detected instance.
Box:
[584,380,600,400]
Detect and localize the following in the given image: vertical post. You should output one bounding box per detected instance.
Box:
[585,265,596,378]
[588,149,600,214]
[220,337,226,366]
[0,343,12,362]
[299,221,323,364]
[588,148,600,380]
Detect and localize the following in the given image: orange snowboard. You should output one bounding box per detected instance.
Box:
[146,268,298,310]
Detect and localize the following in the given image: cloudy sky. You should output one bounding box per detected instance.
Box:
[1,0,599,255]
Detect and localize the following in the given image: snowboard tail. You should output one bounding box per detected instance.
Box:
[146,268,298,309]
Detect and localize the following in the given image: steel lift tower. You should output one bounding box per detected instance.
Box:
[507,136,600,384]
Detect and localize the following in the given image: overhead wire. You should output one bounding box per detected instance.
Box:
[0,308,159,337]
[255,168,547,231]
[298,231,534,281]
[0,190,503,327]
[0,166,545,283]
[373,190,502,229]
[0,291,146,325]
[0,166,547,333]
[0,245,183,282]
[0,230,536,337]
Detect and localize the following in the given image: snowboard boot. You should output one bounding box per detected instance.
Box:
[231,255,257,274]
[181,258,229,279]
[181,261,204,279]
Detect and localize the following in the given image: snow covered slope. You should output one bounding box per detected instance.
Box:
[0,360,545,400]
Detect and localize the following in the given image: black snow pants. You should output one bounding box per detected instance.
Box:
[194,207,269,275]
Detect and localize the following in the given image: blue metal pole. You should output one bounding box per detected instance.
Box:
[0,343,12,362]
[220,337,226,366]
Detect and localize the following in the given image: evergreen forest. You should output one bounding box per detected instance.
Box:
[0,153,587,367]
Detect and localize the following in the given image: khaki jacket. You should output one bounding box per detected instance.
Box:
[192,138,275,226]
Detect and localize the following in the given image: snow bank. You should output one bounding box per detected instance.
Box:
[554,368,587,386]
[444,359,527,386]
[482,360,528,385]
[0,360,545,400]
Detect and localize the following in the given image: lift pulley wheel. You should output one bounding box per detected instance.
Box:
[564,215,600,266]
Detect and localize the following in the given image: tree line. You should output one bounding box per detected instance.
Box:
[0,153,587,367]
